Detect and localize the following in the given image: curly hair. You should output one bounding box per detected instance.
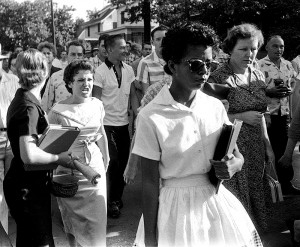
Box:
[16,49,48,90]
[63,59,94,94]
[222,23,264,54]
[161,22,219,75]
[37,41,57,57]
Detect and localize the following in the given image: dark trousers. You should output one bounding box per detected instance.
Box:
[105,125,130,204]
[267,114,293,189]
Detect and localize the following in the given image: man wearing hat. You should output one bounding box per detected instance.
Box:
[0,48,19,234]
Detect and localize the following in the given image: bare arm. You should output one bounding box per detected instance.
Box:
[130,81,139,117]
[141,156,160,247]
[261,115,275,164]
[19,135,72,169]
[97,121,110,171]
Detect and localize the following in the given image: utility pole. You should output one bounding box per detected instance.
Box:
[50,0,56,47]
[142,0,151,44]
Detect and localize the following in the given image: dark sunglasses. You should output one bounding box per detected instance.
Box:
[184,59,211,73]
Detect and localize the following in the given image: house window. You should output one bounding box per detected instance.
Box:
[88,27,90,37]
[98,23,100,32]
[121,11,125,24]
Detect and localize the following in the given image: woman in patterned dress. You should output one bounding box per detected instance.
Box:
[205,23,275,233]
[48,60,109,247]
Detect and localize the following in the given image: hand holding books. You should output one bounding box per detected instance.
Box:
[209,119,243,193]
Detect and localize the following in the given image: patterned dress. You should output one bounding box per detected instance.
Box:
[209,63,270,233]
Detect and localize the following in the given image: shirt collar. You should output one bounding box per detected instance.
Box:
[154,84,203,109]
[264,55,288,66]
[105,58,124,69]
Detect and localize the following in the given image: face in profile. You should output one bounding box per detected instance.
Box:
[230,37,259,68]
[69,70,93,99]
[108,38,127,61]
[98,40,107,58]
[172,45,213,91]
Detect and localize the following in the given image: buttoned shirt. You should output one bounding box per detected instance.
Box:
[132,85,230,179]
[41,69,71,113]
[136,50,171,87]
[258,55,296,115]
[94,59,135,126]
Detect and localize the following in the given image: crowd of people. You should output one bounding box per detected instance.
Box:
[0,19,300,247]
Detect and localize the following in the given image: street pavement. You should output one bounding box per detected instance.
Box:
[6,168,300,247]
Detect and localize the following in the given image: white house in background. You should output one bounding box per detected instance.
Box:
[79,2,157,45]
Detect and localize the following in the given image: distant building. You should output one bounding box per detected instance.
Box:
[79,3,157,44]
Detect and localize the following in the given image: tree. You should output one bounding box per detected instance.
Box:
[109,0,300,59]
[0,0,79,51]
[86,8,100,20]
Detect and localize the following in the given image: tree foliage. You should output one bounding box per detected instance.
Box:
[0,0,81,51]
[109,0,300,59]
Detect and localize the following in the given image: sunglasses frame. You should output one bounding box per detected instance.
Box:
[184,59,211,73]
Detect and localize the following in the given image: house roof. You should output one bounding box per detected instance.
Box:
[82,5,115,28]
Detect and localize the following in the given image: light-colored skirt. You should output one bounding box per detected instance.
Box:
[134,174,263,247]
[56,148,107,247]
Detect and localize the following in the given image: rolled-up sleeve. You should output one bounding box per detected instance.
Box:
[132,113,161,161]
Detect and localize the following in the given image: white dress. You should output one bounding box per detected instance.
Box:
[48,98,107,247]
[132,85,263,247]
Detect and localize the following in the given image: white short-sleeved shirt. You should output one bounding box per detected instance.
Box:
[94,60,135,126]
[132,84,231,179]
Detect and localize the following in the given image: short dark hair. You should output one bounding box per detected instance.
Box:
[66,40,85,55]
[63,59,94,94]
[222,23,264,54]
[142,42,151,49]
[98,34,110,46]
[151,25,169,40]
[37,41,57,57]
[8,52,18,69]
[161,22,219,75]
[104,34,125,50]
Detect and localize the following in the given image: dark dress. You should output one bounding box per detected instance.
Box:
[3,88,54,247]
[209,63,271,233]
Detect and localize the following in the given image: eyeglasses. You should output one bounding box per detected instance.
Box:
[184,59,211,73]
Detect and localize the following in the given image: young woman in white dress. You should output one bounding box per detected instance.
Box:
[132,23,264,247]
[48,60,109,247]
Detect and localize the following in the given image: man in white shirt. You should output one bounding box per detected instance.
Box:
[258,35,298,195]
[41,40,85,113]
[94,34,137,218]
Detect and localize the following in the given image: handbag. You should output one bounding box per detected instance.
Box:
[49,172,79,198]
[265,161,283,203]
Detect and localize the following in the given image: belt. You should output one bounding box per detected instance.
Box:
[0,128,7,131]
